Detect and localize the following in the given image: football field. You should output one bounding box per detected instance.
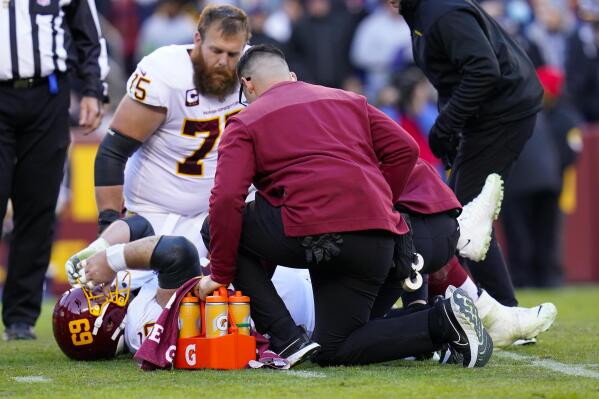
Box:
[1,286,599,399]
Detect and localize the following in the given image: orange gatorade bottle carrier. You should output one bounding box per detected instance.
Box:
[174,286,256,370]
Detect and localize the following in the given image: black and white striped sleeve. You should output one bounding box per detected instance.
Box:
[64,0,109,100]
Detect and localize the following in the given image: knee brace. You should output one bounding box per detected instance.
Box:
[122,214,155,241]
[149,236,201,289]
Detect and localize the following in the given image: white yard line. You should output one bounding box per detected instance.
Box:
[286,370,327,378]
[13,376,52,383]
[497,351,599,379]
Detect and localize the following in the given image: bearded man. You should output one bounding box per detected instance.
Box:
[93,4,248,241]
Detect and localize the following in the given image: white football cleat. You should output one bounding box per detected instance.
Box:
[457,173,504,262]
[475,289,557,347]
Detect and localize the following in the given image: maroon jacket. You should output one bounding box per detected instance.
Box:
[398,159,462,214]
[209,81,419,284]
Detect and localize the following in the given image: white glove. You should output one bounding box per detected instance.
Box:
[65,238,109,287]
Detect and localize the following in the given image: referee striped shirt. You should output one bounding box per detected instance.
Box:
[0,0,108,98]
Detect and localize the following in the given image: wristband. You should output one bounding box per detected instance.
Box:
[106,244,127,272]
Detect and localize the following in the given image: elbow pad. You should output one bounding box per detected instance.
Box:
[94,128,143,186]
[122,214,155,241]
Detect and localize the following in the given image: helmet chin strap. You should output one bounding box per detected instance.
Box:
[93,302,111,336]
[111,314,128,342]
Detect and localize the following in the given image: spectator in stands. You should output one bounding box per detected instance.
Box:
[350,0,411,101]
[248,4,283,47]
[264,0,304,44]
[391,67,441,174]
[481,0,545,67]
[565,1,599,123]
[526,0,574,69]
[109,0,142,73]
[287,0,356,88]
[135,0,197,62]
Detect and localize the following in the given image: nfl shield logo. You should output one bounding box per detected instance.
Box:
[37,0,51,6]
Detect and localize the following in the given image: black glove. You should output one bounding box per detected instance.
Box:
[428,123,459,170]
[301,234,343,264]
[98,209,121,235]
[392,232,416,281]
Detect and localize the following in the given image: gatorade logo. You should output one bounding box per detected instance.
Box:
[185,344,197,366]
[215,315,228,332]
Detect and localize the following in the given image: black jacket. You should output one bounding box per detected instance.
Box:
[401,0,543,134]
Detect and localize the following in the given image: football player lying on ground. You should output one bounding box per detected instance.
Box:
[71,233,491,368]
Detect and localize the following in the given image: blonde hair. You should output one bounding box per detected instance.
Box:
[197,4,251,41]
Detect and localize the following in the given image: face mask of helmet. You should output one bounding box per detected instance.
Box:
[52,273,131,360]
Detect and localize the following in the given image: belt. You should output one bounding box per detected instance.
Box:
[0,76,50,89]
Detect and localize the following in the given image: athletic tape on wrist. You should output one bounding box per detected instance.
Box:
[106,244,127,272]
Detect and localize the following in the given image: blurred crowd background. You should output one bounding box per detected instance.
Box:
[2,0,599,294]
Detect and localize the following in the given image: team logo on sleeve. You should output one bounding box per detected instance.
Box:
[186,89,199,107]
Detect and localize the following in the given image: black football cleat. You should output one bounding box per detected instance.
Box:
[277,330,321,368]
[439,287,493,368]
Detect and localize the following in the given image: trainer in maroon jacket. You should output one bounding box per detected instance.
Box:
[209,81,419,284]
[398,159,462,214]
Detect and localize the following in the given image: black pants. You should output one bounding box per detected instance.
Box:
[0,76,70,326]
[202,195,435,366]
[448,114,537,306]
[372,211,460,317]
[502,191,563,287]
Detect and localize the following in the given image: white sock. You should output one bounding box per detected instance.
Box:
[459,277,479,300]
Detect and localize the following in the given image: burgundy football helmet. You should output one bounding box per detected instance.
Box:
[52,273,131,360]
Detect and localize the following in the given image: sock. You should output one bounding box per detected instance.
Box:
[459,277,479,301]
[429,256,468,297]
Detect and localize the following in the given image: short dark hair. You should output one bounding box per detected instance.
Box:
[197,5,251,41]
[236,44,287,79]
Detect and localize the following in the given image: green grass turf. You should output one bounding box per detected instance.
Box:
[1,286,599,399]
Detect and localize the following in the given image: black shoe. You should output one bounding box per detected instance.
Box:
[440,287,493,368]
[438,344,464,365]
[277,330,321,368]
[3,323,36,341]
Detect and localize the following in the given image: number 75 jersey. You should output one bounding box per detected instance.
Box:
[123,44,244,216]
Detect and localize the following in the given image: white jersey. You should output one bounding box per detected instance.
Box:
[124,44,244,216]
